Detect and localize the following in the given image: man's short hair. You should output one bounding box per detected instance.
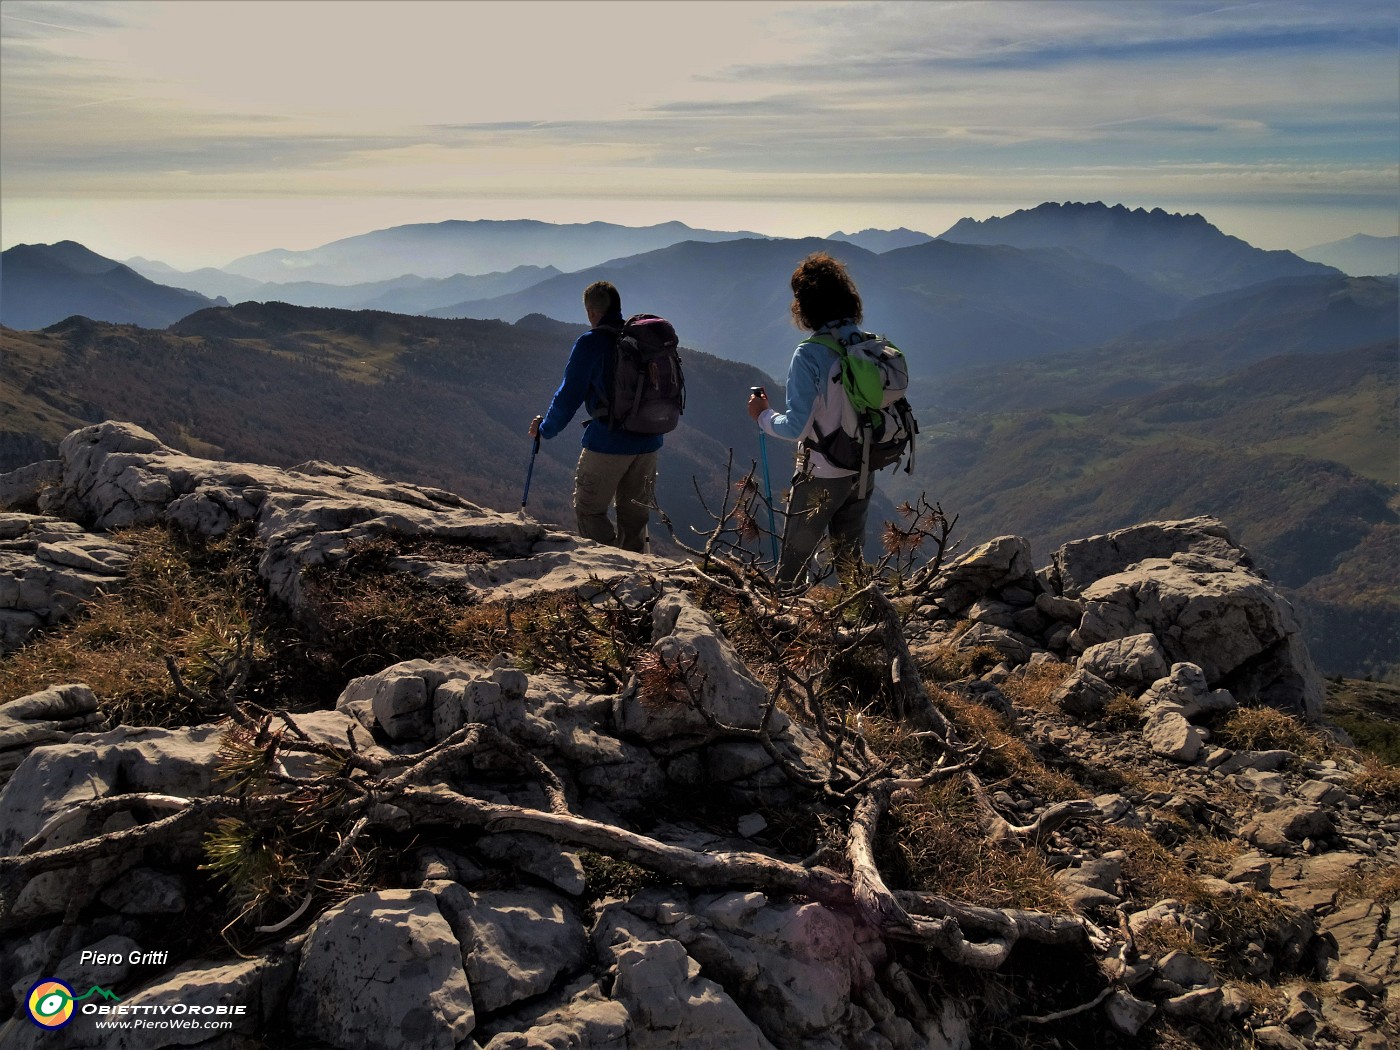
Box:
[790,253,862,331]
[583,281,621,317]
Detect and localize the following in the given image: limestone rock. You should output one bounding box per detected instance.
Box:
[1076,554,1323,717]
[924,535,1037,615]
[0,459,61,513]
[955,622,1036,666]
[1242,804,1336,855]
[98,867,187,915]
[0,683,105,786]
[1161,986,1224,1022]
[432,883,588,1015]
[1143,709,1205,763]
[1104,990,1155,1036]
[1078,634,1169,692]
[1051,516,1249,598]
[1050,668,1118,719]
[0,514,131,653]
[29,421,682,627]
[618,591,786,752]
[0,723,224,920]
[478,977,630,1050]
[1140,662,1237,720]
[601,929,777,1050]
[1157,950,1218,989]
[291,888,476,1050]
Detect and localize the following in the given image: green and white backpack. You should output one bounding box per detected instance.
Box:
[805,331,918,486]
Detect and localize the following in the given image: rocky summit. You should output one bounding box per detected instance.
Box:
[0,421,1394,1050]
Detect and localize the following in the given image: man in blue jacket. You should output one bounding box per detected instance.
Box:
[529,281,661,552]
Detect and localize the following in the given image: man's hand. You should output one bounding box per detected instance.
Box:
[746,388,769,422]
[528,415,543,438]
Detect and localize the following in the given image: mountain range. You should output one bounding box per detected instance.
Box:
[124,257,563,314]
[5,204,1344,379]
[2,202,1393,679]
[0,241,226,330]
[1298,233,1400,277]
[219,218,765,284]
[0,304,791,553]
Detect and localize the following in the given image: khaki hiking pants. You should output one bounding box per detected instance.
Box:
[573,448,658,553]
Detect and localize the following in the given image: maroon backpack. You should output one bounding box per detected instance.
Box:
[592,314,685,434]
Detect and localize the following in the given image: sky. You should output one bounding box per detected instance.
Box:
[2,0,1397,270]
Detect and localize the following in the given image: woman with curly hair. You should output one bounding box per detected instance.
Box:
[747,252,875,584]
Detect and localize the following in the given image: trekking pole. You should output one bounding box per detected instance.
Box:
[751,387,781,565]
[520,419,542,519]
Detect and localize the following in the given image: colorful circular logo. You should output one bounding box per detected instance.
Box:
[27,980,76,1029]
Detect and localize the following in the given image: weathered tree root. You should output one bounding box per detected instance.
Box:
[0,760,1089,971]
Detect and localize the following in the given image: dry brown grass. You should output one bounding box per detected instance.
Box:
[914,630,1003,683]
[882,779,1070,912]
[1215,707,1330,759]
[1348,754,1400,806]
[997,661,1072,712]
[1332,861,1400,905]
[1102,826,1295,974]
[0,524,268,725]
[1133,919,1209,961]
[936,688,1083,802]
[1103,691,1147,730]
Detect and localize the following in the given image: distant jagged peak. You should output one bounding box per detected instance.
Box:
[943,201,1217,238]
[936,201,1337,299]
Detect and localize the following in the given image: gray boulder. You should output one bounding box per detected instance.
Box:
[1242,804,1337,855]
[617,591,787,752]
[0,683,105,786]
[924,535,1037,616]
[1074,553,1323,718]
[1140,662,1238,720]
[290,888,476,1050]
[1051,517,1249,599]
[29,421,682,625]
[1078,634,1169,693]
[432,883,588,1015]
[1050,669,1119,720]
[0,513,132,653]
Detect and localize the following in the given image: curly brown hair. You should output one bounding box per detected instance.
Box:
[790,252,862,331]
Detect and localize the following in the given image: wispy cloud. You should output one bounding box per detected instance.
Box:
[0,0,1394,257]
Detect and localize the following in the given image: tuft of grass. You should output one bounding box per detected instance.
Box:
[0,524,276,726]
[1348,754,1400,807]
[881,780,1070,912]
[578,850,654,905]
[936,688,1083,802]
[1102,826,1298,977]
[1133,919,1208,961]
[298,533,469,674]
[1103,691,1147,730]
[1215,707,1330,759]
[1331,861,1400,905]
[915,623,1003,682]
[997,661,1072,712]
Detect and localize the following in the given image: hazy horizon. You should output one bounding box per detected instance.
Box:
[3,1,1396,271]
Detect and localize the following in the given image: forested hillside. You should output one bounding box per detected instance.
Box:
[0,306,779,548]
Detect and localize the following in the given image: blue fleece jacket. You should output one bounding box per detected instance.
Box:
[538,309,664,455]
[761,320,864,441]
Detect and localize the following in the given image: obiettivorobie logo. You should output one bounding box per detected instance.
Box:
[26,980,121,1029]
